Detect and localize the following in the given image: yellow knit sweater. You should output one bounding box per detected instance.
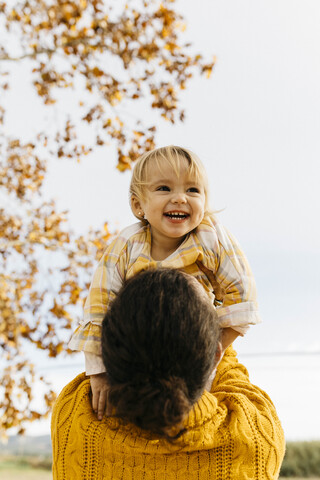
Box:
[51,348,285,479]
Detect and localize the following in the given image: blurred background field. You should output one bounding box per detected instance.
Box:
[0,462,51,480]
[0,435,51,480]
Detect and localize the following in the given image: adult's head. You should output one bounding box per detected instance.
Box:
[101,268,221,437]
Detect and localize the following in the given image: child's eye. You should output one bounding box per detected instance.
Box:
[187,187,200,193]
[156,186,170,191]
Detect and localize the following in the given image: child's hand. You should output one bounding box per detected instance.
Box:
[90,373,109,420]
[221,327,240,355]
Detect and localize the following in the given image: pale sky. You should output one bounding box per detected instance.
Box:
[3,0,320,440]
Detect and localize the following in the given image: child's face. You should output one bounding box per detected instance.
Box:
[133,157,206,245]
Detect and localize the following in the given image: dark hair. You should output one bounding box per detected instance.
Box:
[101,268,220,437]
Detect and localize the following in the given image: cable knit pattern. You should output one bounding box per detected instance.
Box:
[51,348,285,479]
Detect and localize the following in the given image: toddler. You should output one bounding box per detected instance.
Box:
[69,145,261,419]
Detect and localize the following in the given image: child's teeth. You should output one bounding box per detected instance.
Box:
[167,212,187,217]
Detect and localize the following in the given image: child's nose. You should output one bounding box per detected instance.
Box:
[171,192,187,204]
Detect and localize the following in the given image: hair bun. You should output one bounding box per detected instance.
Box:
[157,376,191,431]
[108,375,191,437]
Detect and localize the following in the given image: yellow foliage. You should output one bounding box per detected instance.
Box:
[0,0,215,438]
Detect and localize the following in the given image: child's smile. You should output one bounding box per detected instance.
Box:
[164,211,190,221]
[132,156,206,256]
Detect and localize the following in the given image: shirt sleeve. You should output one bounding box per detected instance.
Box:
[68,236,126,356]
[85,352,106,375]
[198,216,262,333]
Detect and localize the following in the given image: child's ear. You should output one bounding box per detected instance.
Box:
[131,196,144,218]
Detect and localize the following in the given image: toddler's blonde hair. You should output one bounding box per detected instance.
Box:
[130,146,210,220]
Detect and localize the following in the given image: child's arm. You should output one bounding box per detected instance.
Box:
[68,235,126,418]
[68,246,121,357]
[203,216,262,334]
[220,327,240,354]
[85,352,108,419]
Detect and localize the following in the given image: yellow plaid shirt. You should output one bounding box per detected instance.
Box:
[69,215,261,356]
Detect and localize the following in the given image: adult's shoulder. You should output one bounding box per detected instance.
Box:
[212,348,285,453]
[52,373,90,418]
[51,373,91,443]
